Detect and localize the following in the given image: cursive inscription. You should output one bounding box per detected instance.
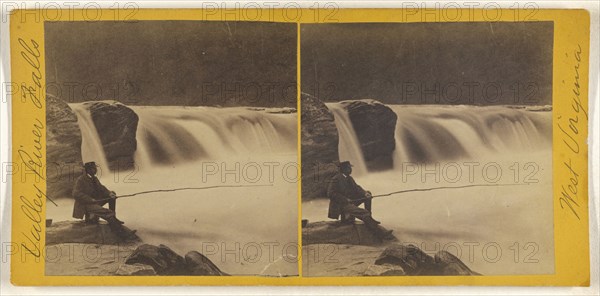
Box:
[17,118,45,181]
[16,38,45,258]
[558,44,586,220]
[19,184,45,257]
[18,38,43,109]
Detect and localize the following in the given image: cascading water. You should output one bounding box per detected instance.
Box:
[130,106,297,168]
[325,103,368,176]
[50,104,299,276]
[325,103,552,171]
[70,103,110,170]
[389,105,552,167]
[303,102,554,275]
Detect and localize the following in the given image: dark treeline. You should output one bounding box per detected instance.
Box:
[45,21,297,107]
[301,22,553,106]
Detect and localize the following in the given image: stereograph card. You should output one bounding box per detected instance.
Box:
[5,6,593,288]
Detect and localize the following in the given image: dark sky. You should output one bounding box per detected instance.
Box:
[45,21,297,107]
[301,22,553,105]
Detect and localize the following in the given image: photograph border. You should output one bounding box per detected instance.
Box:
[9,8,591,286]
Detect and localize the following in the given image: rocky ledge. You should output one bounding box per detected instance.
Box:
[45,221,227,276]
[302,221,479,277]
[46,95,83,199]
[46,220,141,246]
[302,220,396,246]
[124,244,228,276]
[300,93,340,200]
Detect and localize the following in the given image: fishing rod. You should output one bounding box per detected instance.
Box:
[47,196,59,207]
[352,183,529,203]
[94,184,274,203]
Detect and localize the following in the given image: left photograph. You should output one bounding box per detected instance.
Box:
[44,21,298,277]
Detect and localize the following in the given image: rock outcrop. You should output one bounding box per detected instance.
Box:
[125,244,228,276]
[301,93,340,200]
[45,221,227,276]
[302,221,479,276]
[302,221,397,246]
[185,251,228,276]
[374,244,479,276]
[340,100,397,171]
[46,96,83,199]
[86,101,139,171]
[434,250,480,276]
[374,244,436,275]
[46,220,140,246]
[125,244,187,275]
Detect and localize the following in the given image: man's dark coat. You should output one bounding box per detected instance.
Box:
[72,174,112,219]
[327,172,367,219]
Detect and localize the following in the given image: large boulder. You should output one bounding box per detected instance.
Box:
[125,244,187,275]
[124,244,227,276]
[302,221,397,246]
[185,251,229,276]
[46,220,140,245]
[86,101,138,171]
[374,244,436,275]
[301,93,340,200]
[340,100,397,171]
[46,96,83,199]
[434,250,480,275]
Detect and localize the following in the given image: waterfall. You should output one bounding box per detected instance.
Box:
[71,104,297,170]
[61,103,299,276]
[305,103,554,276]
[325,103,368,176]
[325,102,552,172]
[390,105,552,167]
[131,106,297,169]
[71,103,110,170]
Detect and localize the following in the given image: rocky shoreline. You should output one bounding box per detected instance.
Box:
[302,221,479,277]
[46,95,83,199]
[45,221,227,276]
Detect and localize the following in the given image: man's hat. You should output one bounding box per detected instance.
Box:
[338,161,353,168]
[83,162,97,169]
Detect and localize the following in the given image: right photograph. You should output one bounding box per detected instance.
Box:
[300,22,554,277]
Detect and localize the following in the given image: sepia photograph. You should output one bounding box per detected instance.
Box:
[5,5,595,289]
[300,22,554,276]
[44,21,298,277]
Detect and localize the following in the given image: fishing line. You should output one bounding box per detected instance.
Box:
[354,183,530,202]
[91,184,274,203]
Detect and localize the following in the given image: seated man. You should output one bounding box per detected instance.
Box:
[327,161,393,240]
[72,162,136,239]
